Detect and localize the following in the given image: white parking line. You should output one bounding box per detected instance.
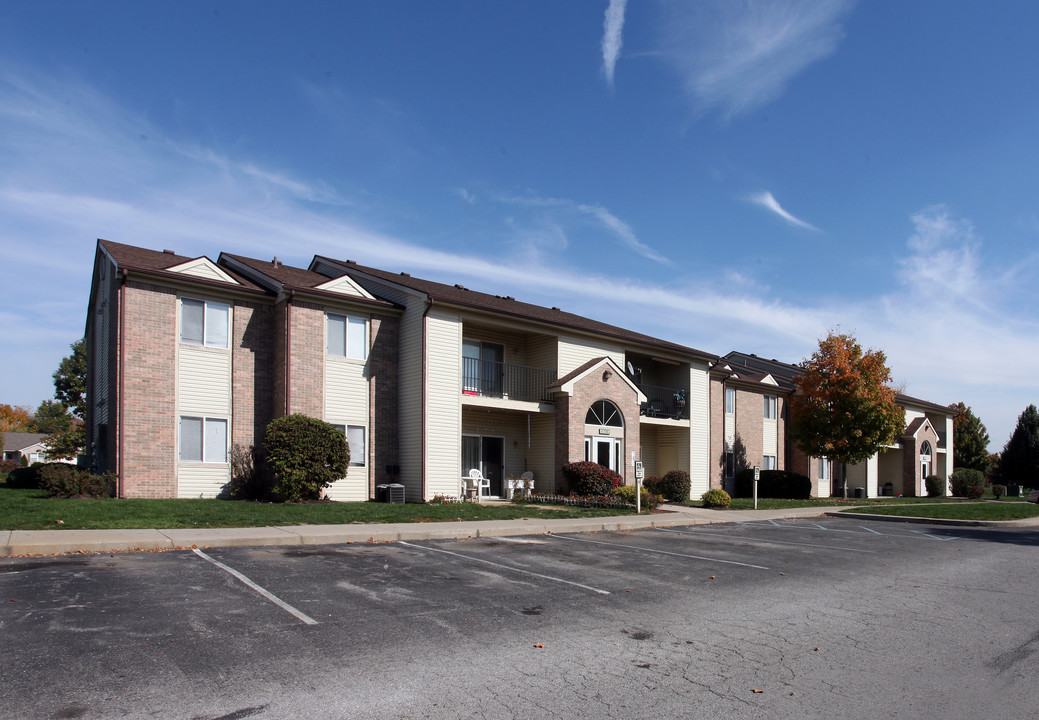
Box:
[740,521,962,541]
[909,529,960,541]
[656,528,876,553]
[550,534,769,570]
[192,549,319,625]
[860,526,883,534]
[397,541,610,595]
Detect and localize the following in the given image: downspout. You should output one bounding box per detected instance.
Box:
[285,290,294,414]
[117,268,127,497]
[421,297,434,501]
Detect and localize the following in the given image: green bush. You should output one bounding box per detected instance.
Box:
[701,488,732,508]
[6,464,43,489]
[561,461,622,496]
[991,484,1006,499]
[734,469,812,499]
[655,470,692,502]
[0,459,20,475]
[924,474,946,498]
[612,484,660,510]
[950,468,985,499]
[40,464,115,498]
[226,443,270,500]
[642,475,662,495]
[264,414,349,502]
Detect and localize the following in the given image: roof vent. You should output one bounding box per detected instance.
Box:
[505,296,514,301]
[455,284,467,290]
[400,272,410,277]
[163,249,176,255]
[551,306,560,311]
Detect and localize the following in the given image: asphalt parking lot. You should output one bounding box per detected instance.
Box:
[2,518,1037,720]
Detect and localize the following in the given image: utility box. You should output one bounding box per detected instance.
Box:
[376,483,405,503]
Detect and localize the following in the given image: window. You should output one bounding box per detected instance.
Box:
[586,400,623,427]
[179,416,227,463]
[724,387,735,414]
[332,424,366,467]
[180,298,229,348]
[724,444,735,478]
[326,313,367,360]
[762,455,777,470]
[462,340,504,396]
[819,458,830,480]
[763,395,777,420]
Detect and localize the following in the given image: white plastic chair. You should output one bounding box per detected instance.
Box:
[468,468,489,502]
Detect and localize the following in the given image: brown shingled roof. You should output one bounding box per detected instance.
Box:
[317,257,716,362]
[99,239,264,293]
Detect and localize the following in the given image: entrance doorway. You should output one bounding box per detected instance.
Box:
[462,435,504,496]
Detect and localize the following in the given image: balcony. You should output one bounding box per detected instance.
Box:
[462,357,557,403]
[640,385,689,420]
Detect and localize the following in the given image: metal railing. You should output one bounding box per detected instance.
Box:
[640,384,690,419]
[462,358,557,403]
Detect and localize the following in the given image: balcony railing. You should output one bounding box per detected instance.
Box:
[640,384,690,420]
[462,358,557,403]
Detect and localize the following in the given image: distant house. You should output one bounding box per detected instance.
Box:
[2,432,75,465]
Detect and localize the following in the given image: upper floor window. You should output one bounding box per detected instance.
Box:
[763,395,777,420]
[180,298,229,348]
[724,387,735,414]
[326,313,367,360]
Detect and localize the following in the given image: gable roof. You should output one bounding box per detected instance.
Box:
[315,257,716,362]
[219,253,397,310]
[3,432,49,452]
[98,239,264,294]
[547,356,647,402]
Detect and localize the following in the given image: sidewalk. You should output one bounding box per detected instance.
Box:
[0,504,847,557]
[2,503,1034,557]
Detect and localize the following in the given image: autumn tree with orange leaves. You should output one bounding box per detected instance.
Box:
[789,332,905,498]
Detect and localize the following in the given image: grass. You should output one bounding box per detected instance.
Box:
[842,502,1039,521]
[0,483,638,531]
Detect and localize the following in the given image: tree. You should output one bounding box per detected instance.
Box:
[45,339,88,461]
[789,332,906,498]
[31,400,73,435]
[949,402,991,472]
[999,404,1039,489]
[53,339,87,420]
[0,404,34,432]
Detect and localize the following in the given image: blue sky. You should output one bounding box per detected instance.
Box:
[1,1,1037,449]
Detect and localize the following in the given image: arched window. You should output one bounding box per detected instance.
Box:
[920,441,932,456]
[586,400,623,427]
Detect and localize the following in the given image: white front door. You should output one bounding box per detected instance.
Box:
[592,437,619,473]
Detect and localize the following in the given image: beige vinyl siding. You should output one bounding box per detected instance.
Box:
[176,260,233,283]
[462,411,523,490]
[903,407,925,424]
[527,413,556,492]
[315,275,369,297]
[526,335,557,375]
[176,343,232,498]
[763,418,778,456]
[846,455,878,497]
[557,335,624,376]
[942,416,954,481]
[425,307,462,499]
[688,361,710,498]
[463,326,529,367]
[816,459,832,497]
[324,356,369,501]
[641,425,659,476]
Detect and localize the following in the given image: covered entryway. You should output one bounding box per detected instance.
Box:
[585,399,623,474]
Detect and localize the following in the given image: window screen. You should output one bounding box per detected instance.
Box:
[327,314,346,356]
[180,299,204,345]
[180,416,203,462]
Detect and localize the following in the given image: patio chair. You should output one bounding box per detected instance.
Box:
[468,468,489,502]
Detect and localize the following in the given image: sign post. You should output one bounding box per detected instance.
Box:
[753,465,761,510]
[634,461,645,514]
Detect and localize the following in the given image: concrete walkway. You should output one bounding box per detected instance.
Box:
[2,503,1035,557]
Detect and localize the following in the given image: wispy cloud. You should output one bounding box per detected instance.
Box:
[656,0,855,118]
[501,193,671,264]
[453,187,477,205]
[601,0,628,88]
[749,190,819,231]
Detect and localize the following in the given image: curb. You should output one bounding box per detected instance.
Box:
[825,511,1039,528]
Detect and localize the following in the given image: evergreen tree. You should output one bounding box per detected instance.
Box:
[1000,404,1039,488]
[949,402,990,472]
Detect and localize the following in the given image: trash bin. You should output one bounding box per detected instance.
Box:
[375,484,389,503]
[853,487,865,499]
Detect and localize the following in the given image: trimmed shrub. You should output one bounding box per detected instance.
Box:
[991,484,1006,499]
[0,459,20,475]
[561,461,622,497]
[41,465,115,498]
[924,474,946,498]
[950,468,985,499]
[264,414,349,502]
[656,470,692,502]
[226,443,270,500]
[612,484,660,510]
[642,475,662,495]
[6,464,43,489]
[701,488,732,508]
[734,469,812,499]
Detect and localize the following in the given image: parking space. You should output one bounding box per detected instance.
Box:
[3,519,1038,719]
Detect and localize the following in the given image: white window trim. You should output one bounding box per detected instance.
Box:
[763,455,777,470]
[179,416,229,464]
[819,458,830,481]
[326,312,368,361]
[725,387,735,415]
[332,423,367,467]
[179,297,230,349]
[763,395,777,420]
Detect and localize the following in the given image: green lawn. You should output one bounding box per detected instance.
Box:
[841,501,1039,521]
[0,484,637,531]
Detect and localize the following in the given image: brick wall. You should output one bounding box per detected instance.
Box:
[120,280,177,498]
[369,313,400,496]
[233,301,275,452]
[733,388,764,474]
[273,299,287,418]
[286,300,324,418]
